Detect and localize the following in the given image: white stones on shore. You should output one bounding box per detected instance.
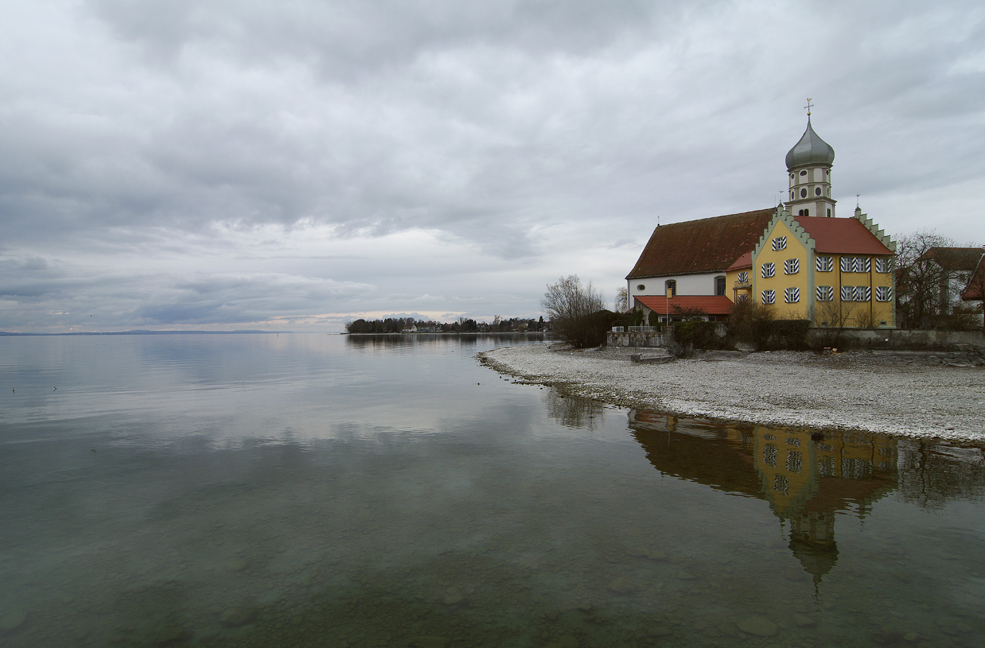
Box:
[480,344,985,441]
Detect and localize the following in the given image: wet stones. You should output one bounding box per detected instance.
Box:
[0,608,28,632]
[737,615,778,637]
[219,606,259,628]
[409,635,449,648]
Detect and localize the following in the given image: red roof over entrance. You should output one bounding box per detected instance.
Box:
[634,295,734,317]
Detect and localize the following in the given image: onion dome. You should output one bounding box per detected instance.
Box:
[785,117,835,170]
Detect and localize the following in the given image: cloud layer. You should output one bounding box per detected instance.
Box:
[2,0,983,332]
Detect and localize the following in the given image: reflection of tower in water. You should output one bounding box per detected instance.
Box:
[749,426,897,585]
[628,412,898,586]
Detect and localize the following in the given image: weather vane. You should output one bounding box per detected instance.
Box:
[805,98,813,116]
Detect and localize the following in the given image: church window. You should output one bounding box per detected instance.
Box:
[787,450,803,474]
[800,188,807,198]
[876,286,893,302]
[875,258,893,273]
[762,263,775,278]
[816,286,834,302]
[715,276,726,295]
[815,187,822,196]
[784,287,800,303]
[764,443,778,467]
[804,208,809,216]
[800,170,807,176]
[737,271,749,284]
[762,289,776,304]
[818,456,835,476]
[665,280,676,296]
[772,236,787,251]
[774,474,789,493]
[784,258,800,274]
[827,208,831,217]
[637,284,645,291]
[817,256,833,272]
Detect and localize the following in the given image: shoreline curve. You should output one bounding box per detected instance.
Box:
[479,344,985,443]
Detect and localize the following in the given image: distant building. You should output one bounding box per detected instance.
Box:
[916,247,985,315]
[626,111,897,327]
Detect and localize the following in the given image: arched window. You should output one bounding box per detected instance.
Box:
[715,276,726,296]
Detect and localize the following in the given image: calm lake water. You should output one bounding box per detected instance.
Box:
[1,333,984,647]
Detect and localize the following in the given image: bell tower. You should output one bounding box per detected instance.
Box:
[785,100,837,218]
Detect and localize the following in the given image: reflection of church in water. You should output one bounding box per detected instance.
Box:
[628,411,897,585]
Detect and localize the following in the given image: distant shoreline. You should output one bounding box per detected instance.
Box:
[480,344,985,442]
[0,330,281,336]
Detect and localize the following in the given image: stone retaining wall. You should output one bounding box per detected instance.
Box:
[607,327,985,351]
[607,330,674,348]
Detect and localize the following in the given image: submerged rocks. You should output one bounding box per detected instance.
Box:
[737,615,778,636]
[219,606,259,628]
[0,608,28,632]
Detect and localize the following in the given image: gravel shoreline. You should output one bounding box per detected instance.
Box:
[479,343,985,442]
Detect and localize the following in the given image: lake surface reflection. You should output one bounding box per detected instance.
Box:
[1,334,983,647]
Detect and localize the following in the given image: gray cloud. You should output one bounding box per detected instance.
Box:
[1,0,983,332]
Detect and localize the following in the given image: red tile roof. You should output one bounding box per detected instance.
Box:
[627,208,775,279]
[794,216,893,255]
[917,247,984,272]
[634,295,735,316]
[962,254,985,301]
[726,251,752,271]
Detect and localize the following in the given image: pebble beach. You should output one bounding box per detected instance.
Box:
[480,344,985,442]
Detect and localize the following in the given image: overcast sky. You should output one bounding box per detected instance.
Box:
[2,0,983,333]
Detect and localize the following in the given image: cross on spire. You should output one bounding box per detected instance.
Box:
[805,98,814,116]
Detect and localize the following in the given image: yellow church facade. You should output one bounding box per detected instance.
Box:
[751,208,896,327]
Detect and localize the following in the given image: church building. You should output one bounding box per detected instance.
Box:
[627,108,897,328]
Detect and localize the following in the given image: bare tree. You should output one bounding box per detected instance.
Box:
[895,230,956,328]
[542,275,607,348]
[615,286,629,313]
